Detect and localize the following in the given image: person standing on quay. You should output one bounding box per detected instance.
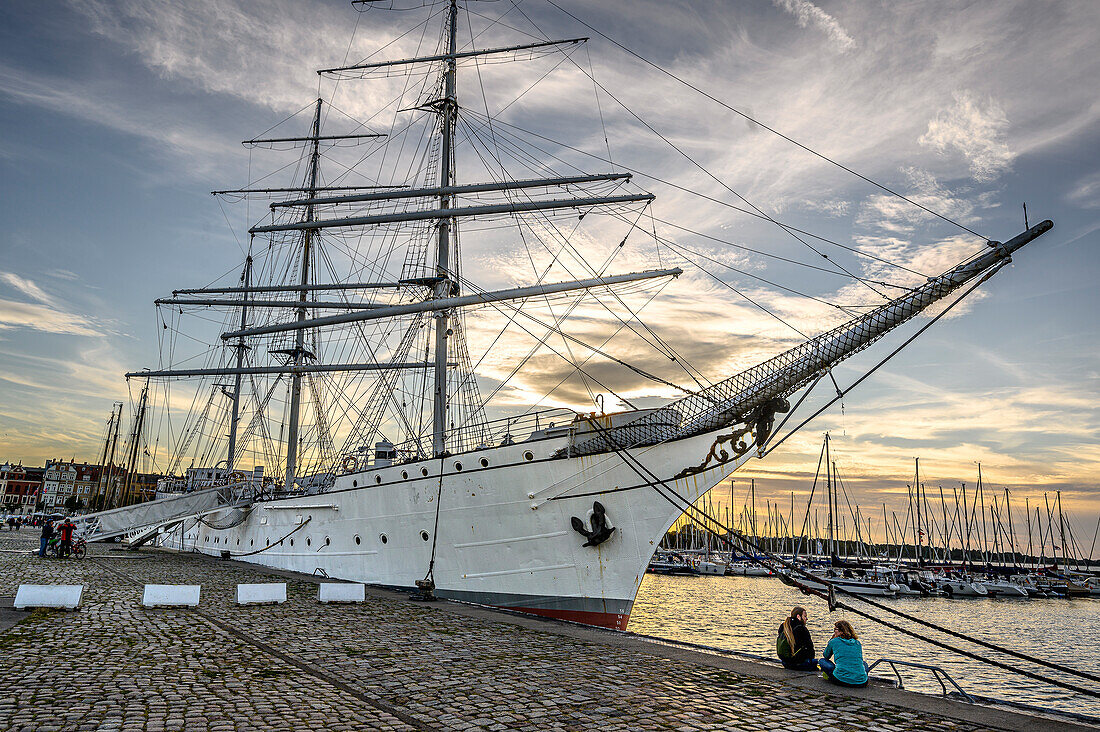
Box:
[58,518,75,558]
[38,520,54,557]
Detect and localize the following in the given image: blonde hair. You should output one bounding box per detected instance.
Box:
[782,606,806,651]
[834,620,857,640]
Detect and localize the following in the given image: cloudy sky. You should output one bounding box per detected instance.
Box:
[0,0,1097,546]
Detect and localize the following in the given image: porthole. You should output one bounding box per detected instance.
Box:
[401,471,409,480]
[380,534,388,544]
[454,461,463,471]
[421,467,429,477]
[289,538,294,547]
[325,536,331,546]
[250,539,254,547]
[375,475,382,484]
[352,480,358,487]
[420,530,430,542]
[265,538,270,547]
[479,457,489,468]
[524,451,534,461]
[354,535,361,545]
[236,538,240,546]
[306,537,312,547]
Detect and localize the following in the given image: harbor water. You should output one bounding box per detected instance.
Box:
[632,573,1100,718]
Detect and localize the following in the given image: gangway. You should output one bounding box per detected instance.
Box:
[72,484,254,543]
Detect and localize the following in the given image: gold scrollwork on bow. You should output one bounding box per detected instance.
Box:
[674,424,754,479]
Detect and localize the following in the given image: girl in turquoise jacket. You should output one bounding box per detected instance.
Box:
[818,620,869,687]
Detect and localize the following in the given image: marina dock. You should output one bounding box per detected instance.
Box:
[0,530,1088,732]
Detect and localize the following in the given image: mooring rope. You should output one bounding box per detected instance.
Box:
[717,528,1100,697]
[420,456,448,589]
[225,516,312,558]
[576,416,1100,699]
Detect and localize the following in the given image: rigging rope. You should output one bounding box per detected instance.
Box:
[451,270,697,398]
[761,262,1006,458]
[458,114,700,373]
[510,3,887,301]
[544,0,989,242]
[576,416,1100,699]
[665,241,811,340]
[461,108,932,280]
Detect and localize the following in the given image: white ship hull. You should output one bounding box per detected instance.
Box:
[176,429,748,629]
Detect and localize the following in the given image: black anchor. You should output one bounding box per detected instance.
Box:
[570,501,615,547]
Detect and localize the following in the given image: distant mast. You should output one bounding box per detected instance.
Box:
[119,381,149,507]
[825,432,833,558]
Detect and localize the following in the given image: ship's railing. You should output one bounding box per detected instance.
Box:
[866,658,974,702]
[339,407,577,471]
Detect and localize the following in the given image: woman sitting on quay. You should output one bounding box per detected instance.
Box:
[819,619,869,687]
[776,606,818,671]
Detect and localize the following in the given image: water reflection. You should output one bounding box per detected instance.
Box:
[631,573,1100,717]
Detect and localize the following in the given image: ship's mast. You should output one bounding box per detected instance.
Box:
[226,255,252,474]
[285,99,324,488]
[111,5,672,483]
[433,0,459,456]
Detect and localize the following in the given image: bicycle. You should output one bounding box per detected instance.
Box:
[45,536,87,559]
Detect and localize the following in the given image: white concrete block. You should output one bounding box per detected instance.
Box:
[142,584,201,608]
[318,582,365,604]
[14,584,83,610]
[236,582,286,605]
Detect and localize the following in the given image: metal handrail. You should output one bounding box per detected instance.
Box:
[866,658,974,703]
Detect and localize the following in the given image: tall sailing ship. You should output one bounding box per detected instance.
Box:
[79,0,1053,629]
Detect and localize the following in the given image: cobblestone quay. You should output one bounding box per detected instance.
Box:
[0,529,1086,731]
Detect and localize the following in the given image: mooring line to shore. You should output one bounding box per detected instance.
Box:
[89,557,436,732]
[575,416,1100,701]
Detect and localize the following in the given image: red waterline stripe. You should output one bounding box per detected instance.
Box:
[505,605,630,630]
